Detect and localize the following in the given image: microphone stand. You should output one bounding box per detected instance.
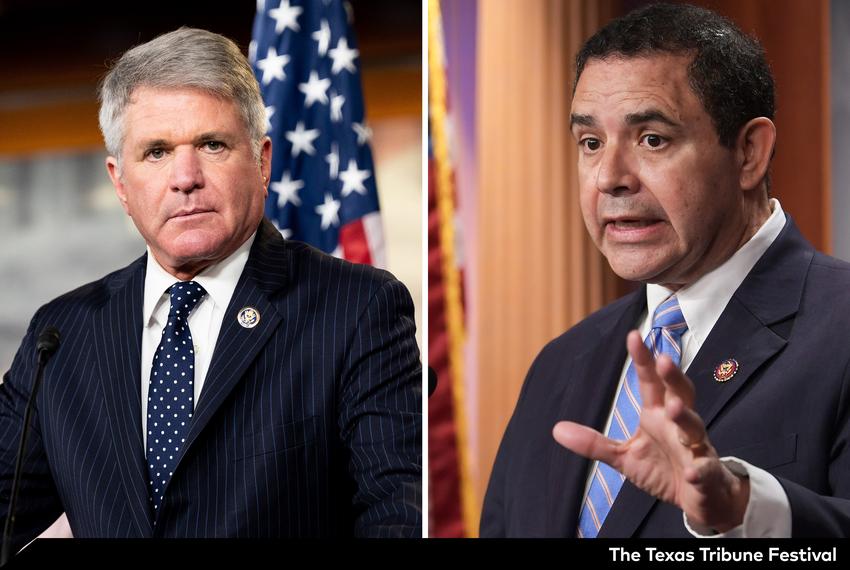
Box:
[1,326,60,566]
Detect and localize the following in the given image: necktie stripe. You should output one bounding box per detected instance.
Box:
[585,496,602,530]
[623,378,641,415]
[612,408,632,439]
[593,464,615,505]
[597,463,622,503]
[577,294,687,538]
[662,328,682,356]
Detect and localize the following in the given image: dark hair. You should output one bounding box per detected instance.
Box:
[574,2,775,148]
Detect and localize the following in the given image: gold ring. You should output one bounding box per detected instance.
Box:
[680,438,708,456]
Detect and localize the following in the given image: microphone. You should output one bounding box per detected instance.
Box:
[1,326,60,565]
[428,366,438,397]
[35,327,60,361]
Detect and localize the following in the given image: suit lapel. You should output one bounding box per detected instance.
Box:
[93,254,154,537]
[599,217,813,537]
[546,290,645,536]
[692,219,813,429]
[176,219,290,466]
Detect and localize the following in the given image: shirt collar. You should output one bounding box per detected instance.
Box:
[646,198,786,344]
[142,231,257,328]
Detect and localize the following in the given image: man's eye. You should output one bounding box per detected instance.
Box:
[204,141,225,152]
[147,149,165,160]
[641,134,666,148]
[581,138,601,152]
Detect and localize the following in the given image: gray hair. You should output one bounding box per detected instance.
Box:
[98,27,266,161]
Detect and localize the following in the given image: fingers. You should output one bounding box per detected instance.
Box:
[553,421,620,468]
[627,330,664,407]
[665,394,711,458]
[655,352,696,407]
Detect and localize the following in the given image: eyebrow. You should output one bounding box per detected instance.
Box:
[625,110,680,128]
[570,114,596,128]
[195,132,231,143]
[138,132,232,149]
[139,138,169,149]
[569,110,682,131]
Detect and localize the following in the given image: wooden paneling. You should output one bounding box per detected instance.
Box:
[475,0,620,531]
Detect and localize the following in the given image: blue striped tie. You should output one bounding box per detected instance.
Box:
[576,294,688,538]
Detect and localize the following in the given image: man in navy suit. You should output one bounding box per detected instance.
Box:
[0,28,421,545]
[481,3,850,537]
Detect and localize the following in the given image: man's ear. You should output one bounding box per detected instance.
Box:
[736,117,776,192]
[259,137,272,198]
[106,156,131,216]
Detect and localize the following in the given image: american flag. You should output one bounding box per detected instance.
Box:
[250,0,385,266]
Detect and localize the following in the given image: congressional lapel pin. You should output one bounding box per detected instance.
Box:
[713,358,739,383]
[237,307,260,329]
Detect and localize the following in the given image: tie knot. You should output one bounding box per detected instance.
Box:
[168,281,207,316]
[651,294,687,334]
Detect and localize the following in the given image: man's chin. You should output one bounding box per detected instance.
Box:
[607,259,672,284]
[155,234,227,270]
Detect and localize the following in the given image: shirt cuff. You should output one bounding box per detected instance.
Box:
[683,457,792,538]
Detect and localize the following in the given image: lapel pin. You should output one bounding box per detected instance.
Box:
[237,307,260,329]
[713,358,739,383]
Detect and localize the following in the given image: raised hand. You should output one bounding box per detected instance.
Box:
[553,330,750,532]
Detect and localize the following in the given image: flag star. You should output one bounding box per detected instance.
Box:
[312,19,331,57]
[329,37,359,75]
[271,171,304,207]
[315,193,341,229]
[352,122,373,145]
[269,0,303,34]
[264,106,275,133]
[257,46,290,85]
[249,40,258,64]
[325,143,340,179]
[298,71,331,107]
[339,159,371,197]
[330,91,345,122]
[285,121,320,156]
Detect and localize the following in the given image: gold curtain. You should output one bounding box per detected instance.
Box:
[473,0,620,534]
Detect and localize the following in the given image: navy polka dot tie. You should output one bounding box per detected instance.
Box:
[146,281,207,514]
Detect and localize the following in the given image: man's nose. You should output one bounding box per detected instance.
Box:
[595,143,639,195]
[168,147,204,193]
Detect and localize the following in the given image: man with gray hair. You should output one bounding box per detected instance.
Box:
[0,27,421,545]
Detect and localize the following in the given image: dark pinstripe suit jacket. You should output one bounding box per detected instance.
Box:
[0,218,421,545]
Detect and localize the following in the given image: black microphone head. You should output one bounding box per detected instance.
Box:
[36,326,60,355]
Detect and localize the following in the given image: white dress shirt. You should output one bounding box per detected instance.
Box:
[582,198,792,537]
[140,232,256,450]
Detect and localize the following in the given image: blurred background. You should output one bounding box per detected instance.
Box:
[429,0,848,537]
[0,1,422,371]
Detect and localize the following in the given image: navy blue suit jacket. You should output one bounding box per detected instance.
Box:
[481,218,850,537]
[0,218,421,545]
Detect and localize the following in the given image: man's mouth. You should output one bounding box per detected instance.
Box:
[607,219,660,229]
[171,208,213,219]
[603,217,665,241]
